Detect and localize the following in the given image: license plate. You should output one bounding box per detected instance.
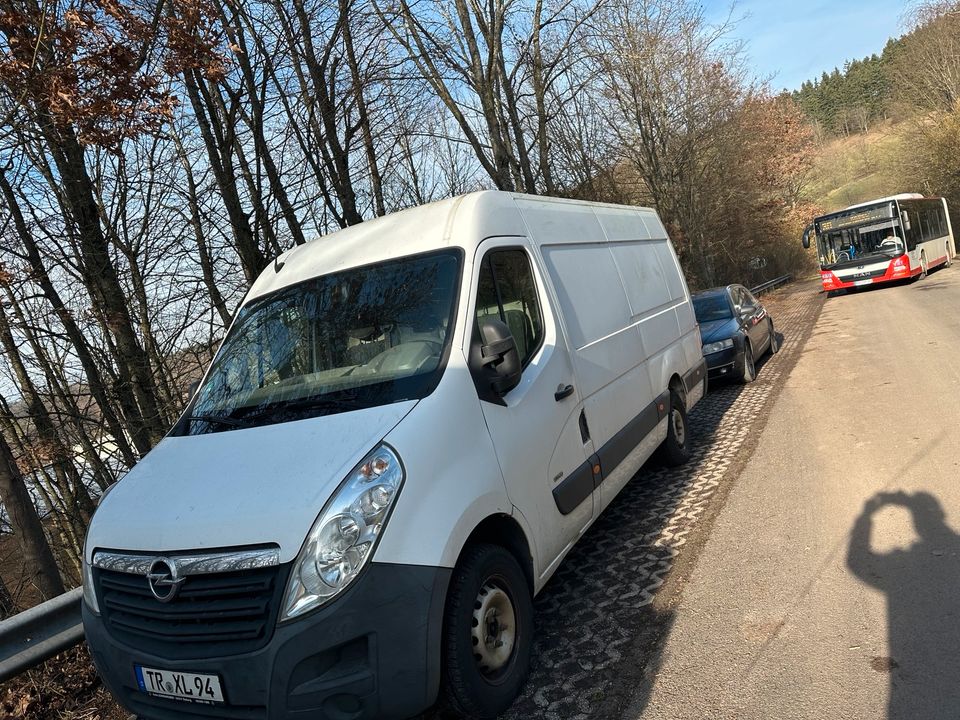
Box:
[854,279,873,286]
[135,664,224,704]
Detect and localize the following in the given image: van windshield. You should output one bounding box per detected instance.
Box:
[180,250,461,434]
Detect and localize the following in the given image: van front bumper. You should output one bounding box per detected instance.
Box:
[84,562,451,720]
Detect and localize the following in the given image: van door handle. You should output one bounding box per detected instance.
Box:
[554,384,575,401]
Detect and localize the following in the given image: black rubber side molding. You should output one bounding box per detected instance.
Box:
[683,360,707,395]
[594,393,668,477]
[552,461,595,515]
[552,393,671,515]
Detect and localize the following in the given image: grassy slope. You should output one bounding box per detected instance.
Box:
[805,121,907,213]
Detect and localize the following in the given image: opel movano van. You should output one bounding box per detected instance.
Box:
[83,191,706,720]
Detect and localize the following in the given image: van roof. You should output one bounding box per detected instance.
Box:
[247,191,663,302]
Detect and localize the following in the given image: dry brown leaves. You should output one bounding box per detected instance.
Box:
[0,0,228,149]
[0,646,126,720]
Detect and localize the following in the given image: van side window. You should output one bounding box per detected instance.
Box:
[475,249,545,367]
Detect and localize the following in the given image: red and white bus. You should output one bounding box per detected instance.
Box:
[802,194,956,292]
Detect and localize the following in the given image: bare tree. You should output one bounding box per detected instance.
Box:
[594,0,749,285]
[0,429,65,600]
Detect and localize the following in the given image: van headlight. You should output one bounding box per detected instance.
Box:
[280,444,404,621]
[702,338,735,355]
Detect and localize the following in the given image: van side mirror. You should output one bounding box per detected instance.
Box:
[187,379,200,400]
[469,318,522,404]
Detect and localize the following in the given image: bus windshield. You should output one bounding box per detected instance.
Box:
[181,250,461,434]
[817,222,905,268]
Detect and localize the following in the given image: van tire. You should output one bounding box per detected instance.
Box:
[441,544,533,718]
[656,392,691,466]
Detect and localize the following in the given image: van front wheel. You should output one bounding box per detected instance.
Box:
[656,391,691,466]
[441,544,533,718]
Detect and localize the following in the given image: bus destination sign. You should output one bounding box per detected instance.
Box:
[817,205,893,232]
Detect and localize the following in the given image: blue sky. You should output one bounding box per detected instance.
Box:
[706,0,907,91]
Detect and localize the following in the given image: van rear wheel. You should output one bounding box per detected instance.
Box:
[441,544,533,718]
[656,391,691,466]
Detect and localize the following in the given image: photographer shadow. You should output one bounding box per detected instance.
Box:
[847,491,960,719]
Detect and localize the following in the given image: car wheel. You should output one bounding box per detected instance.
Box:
[740,342,756,384]
[767,320,779,355]
[442,544,533,719]
[656,390,691,466]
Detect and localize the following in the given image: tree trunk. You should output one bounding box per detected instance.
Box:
[0,431,65,600]
[224,5,309,244]
[0,302,96,532]
[172,136,233,326]
[341,0,386,216]
[38,119,167,452]
[0,168,141,467]
[183,68,267,284]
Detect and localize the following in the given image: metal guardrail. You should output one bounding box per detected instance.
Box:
[751,274,792,296]
[0,587,83,684]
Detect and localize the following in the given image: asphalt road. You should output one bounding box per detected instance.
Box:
[629,266,960,720]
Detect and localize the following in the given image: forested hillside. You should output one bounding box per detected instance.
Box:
[792,45,896,136]
[793,1,960,222]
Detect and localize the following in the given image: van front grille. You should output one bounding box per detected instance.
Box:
[95,563,287,659]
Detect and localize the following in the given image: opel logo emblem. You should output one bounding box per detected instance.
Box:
[146,557,185,603]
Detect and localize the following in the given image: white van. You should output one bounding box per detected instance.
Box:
[82,191,706,720]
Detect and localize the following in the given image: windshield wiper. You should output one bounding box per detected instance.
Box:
[230,396,365,425]
[186,413,254,429]
[277,396,364,414]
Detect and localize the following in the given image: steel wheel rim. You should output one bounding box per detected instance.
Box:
[471,581,517,676]
[672,407,686,447]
